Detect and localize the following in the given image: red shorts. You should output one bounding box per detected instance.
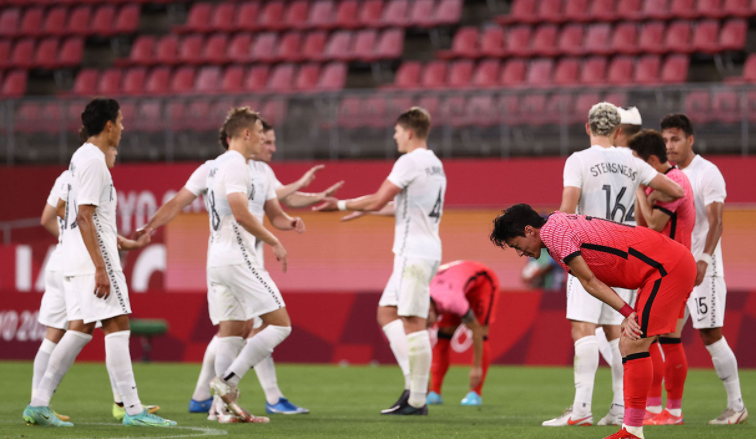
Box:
[634,251,696,337]
[437,284,499,329]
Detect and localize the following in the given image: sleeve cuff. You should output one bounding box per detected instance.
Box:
[652,205,674,216]
[563,251,581,264]
[563,181,582,188]
[77,198,100,206]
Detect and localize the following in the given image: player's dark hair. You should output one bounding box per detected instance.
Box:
[619,123,641,138]
[490,204,547,249]
[78,126,89,143]
[660,113,694,137]
[629,129,668,163]
[261,118,273,132]
[218,106,261,150]
[396,107,431,140]
[81,98,120,138]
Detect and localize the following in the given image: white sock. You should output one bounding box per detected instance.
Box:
[105,330,142,416]
[609,338,624,407]
[706,337,745,411]
[108,367,122,404]
[382,320,411,389]
[572,335,598,416]
[646,405,662,414]
[595,327,613,364]
[623,423,645,438]
[223,325,291,387]
[31,338,57,400]
[31,330,91,407]
[192,336,220,401]
[215,336,244,378]
[407,330,431,408]
[254,355,284,404]
[668,408,682,417]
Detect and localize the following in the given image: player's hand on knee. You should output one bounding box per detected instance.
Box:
[94,267,111,299]
[695,261,707,286]
[621,312,642,340]
[273,243,288,273]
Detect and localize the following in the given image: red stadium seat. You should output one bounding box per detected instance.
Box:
[480,26,506,57]
[251,33,278,63]
[711,90,740,124]
[383,0,411,28]
[543,94,573,125]
[684,91,711,123]
[519,94,548,126]
[277,32,303,63]
[506,26,533,58]
[498,0,538,25]
[211,3,236,33]
[391,61,422,89]
[285,0,310,30]
[669,0,698,19]
[268,64,296,93]
[617,0,643,20]
[692,20,720,53]
[123,67,147,95]
[466,96,499,127]
[171,67,196,94]
[538,0,564,23]
[723,0,752,17]
[2,70,27,97]
[696,0,726,18]
[335,0,359,29]
[259,1,287,31]
[145,67,171,95]
[558,25,585,57]
[603,92,627,108]
[581,56,607,84]
[411,0,435,28]
[634,55,661,84]
[573,92,602,123]
[373,28,404,61]
[318,62,347,90]
[584,24,612,56]
[438,27,479,59]
[244,65,271,92]
[122,36,155,66]
[203,33,228,64]
[135,100,165,133]
[91,6,116,37]
[0,8,20,38]
[471,59,500,87]
[352,29,377,61]
[227,33,252,63]
[19,7,44,37]
[665,21,693,54]
[309,0,335,30]
[660,54,689,83]
[11,39,35,69]
[531,25,559,57]
[67,6,92,37]
[638,22,665,55]
[739,54,756,82]
[59,38,84,68]
[590,0,619,21]
[44,7,68,37]
[221,66,245,93]
[720,19,748,51]
[421,61,448,89]
[447,60,474,88]
[195,66,221,93]
[35,38,59,69]
[177,2,212,33]
[360,0,384,28]
[114,5,140,34]
[527,58,554,87]
[434,0,463,27]
[323,30,353,62]
[98,69,123,95]
[641,0,671,20]
[612,23,639,55]
[295,64,320,91]
[236,2,261,32]
[178,34,204,65]
[500,58,526,86]
[565,0,592,22]
[606,56,634,84]
[300,31,327,61]
[73,69,98,95]
[0,41,12,70]
[553,58,580,86]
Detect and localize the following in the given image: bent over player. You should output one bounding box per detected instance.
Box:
[491,204,696,439]
[425,261,499,407]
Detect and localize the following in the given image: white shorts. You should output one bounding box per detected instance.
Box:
[64,271,131,324]
[207,264,285,326]
[379,256,439,318]
[686,276,726,329]
[38,270,67,330]
[566,274,636,326]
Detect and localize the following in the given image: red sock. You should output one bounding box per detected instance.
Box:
[623,352,653,427]
[648,341,664,407]
[430,335,451,394]
[660,337,687,407]
[472,339,491,395]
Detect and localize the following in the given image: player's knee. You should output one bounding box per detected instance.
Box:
[698,328,723,346]
[268,325,292,344]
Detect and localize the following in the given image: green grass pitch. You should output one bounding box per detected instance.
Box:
[0,361,753,438]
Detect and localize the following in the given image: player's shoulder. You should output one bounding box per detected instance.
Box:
[696,155,723,174]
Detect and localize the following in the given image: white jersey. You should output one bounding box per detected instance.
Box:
[681,155,726,277]
[205,150,260,268]
[184,160,213,196]
[563,144,658,224]
[248,161,279,267]
[62,143,121,276]
[45,170,70,272]
[387,148,446,260]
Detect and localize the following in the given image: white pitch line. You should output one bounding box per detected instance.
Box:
[1,420,228,438]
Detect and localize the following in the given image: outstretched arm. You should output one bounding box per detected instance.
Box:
[340,202,395,222]
[136,188,198,237]
[314,179,402,213]
[280,180,345,208]
[275,165,325,200]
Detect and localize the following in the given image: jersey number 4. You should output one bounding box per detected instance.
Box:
[602,185,635,223]
[428,188,443,223]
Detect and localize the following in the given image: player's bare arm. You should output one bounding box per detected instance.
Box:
[264,197,305,233]
[567,255,642,340]
[647,173,684,200]
[275,164,325,200]
[634,186,671,232]
[77,204,111,299]
[117,232,151,251]
[279,180,345,208]
[40,203,59,237]
[228,192,288,272]
[697,201,724,286]
[136,187,198,238]
[341,202,395,222]
[313,179,401,212]
[559,186,581,214]
[461,310,486,388]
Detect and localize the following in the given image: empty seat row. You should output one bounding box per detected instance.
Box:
[441,20,746,60]
[176,0,461,34]
[119,29,404,67]
[0,0,174,5]
[685,89,756,123]
[0,69,26,96]
[70,63,348,96]
[0,38,83,69]
[499,0,756,25]
[0,5,139,38]
[389,56,689,89]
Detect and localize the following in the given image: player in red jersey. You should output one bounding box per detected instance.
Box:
[490,204,696,439]
[425,261,499,407]
[629,129,696,426]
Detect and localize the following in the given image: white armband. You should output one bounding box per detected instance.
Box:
[337,200,348,211]
[698,253,712,265]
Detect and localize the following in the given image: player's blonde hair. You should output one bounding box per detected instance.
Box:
[588,102,621,137]
[396,106,432,140]
[218,106,261,149]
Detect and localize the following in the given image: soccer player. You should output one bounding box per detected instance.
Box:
[491,204,697,439]
[546,102,684,427]
[629,129,695,425]
[662,114,748,424]
[615,107,643,149]
[23,98,176,427]
[425,261,499,407]
[315,107,446,415]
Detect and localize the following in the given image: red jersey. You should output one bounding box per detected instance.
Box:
[644,167,695,250]
[540,212,690,290]
[430,261,499,319]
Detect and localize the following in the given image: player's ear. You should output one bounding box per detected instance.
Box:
[687,134,695,148]
[585,123,591,136]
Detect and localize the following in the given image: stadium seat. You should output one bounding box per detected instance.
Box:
[335,0,359,29]
[684,91,711,123]
[176,2,212,33]
[434,0,464,27]
[498,0,538,25]
[373,28,404,61]
[612,23,639,55]
[195,66,221,93]
[227,33,253,63]
[692,20,720,54]
[114,5,140,34]
[553,58,580,86]
[178,35,204,65]
[91,6,117,37]
[221,65,245,93]
[382,0,411,28]
[59,38,84,68]
[696,0,726,18]
[145,67,171,95]
[11,39,35,69]
[35,38,59,69]
[121,36,154,66]
[465,95,499,127]
[352,29,378,61]
[506,26,533,58]
[565,0,592,22]
[617,0,643,20]
[499,58,527,86]
[638,22,665,55]
[660,54,689,83]
[244,65,271,92]
[72,69,98,95]
[211,3,236,33]
[268,64,296,93]
[278,32,303,62]
[538,0,565,23]
[421,61,448,89]
[300,31,327,61]
[543,94,573,125]
[438,27,479,59]
[251,33,279,63]
[259,1,286,31]
[665,21,693,54]
[581,56,607,84]
[634,55,661,84]
[0,41,11,69]
[719,19,747,51]
[480,26,506,57]
[573,92,602,123]
[603,92,627,108]
[123,67,147,95]
[558,25,585,57]
[606,56,634,84]
[640,0,672,20]
[734,54,756,82]
[391,61,422,89]
[19,7,44,37]
[0,8,20,38]
[156,35,179,65]
[669,0,699,19]
[44,7,68,36]
[519,94,548,126]
[411,0,436,28]
[711,90,740,124]
[285,0,310,30]
[136,100,165,133]
[471,59,500,87]
[447,60,474,88]
[67,6,91,36]
[309,0,335,30]
[203,33,228,64]
[590,0,619,21]
[323,30,353,62]
[98,69,123,95]
[317,62,347,91]
[360,0,384,27]
[171,67,196,94]
[584,24,612,56]
[531,25,559,57]
[236,2,261,32]
[527,58,554,87]
[723,0,752,17]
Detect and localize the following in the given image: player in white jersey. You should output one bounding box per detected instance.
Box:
[316,107,446,415]
[544,102,685,428]
[661,113,748,425]
[24,99,175,428]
